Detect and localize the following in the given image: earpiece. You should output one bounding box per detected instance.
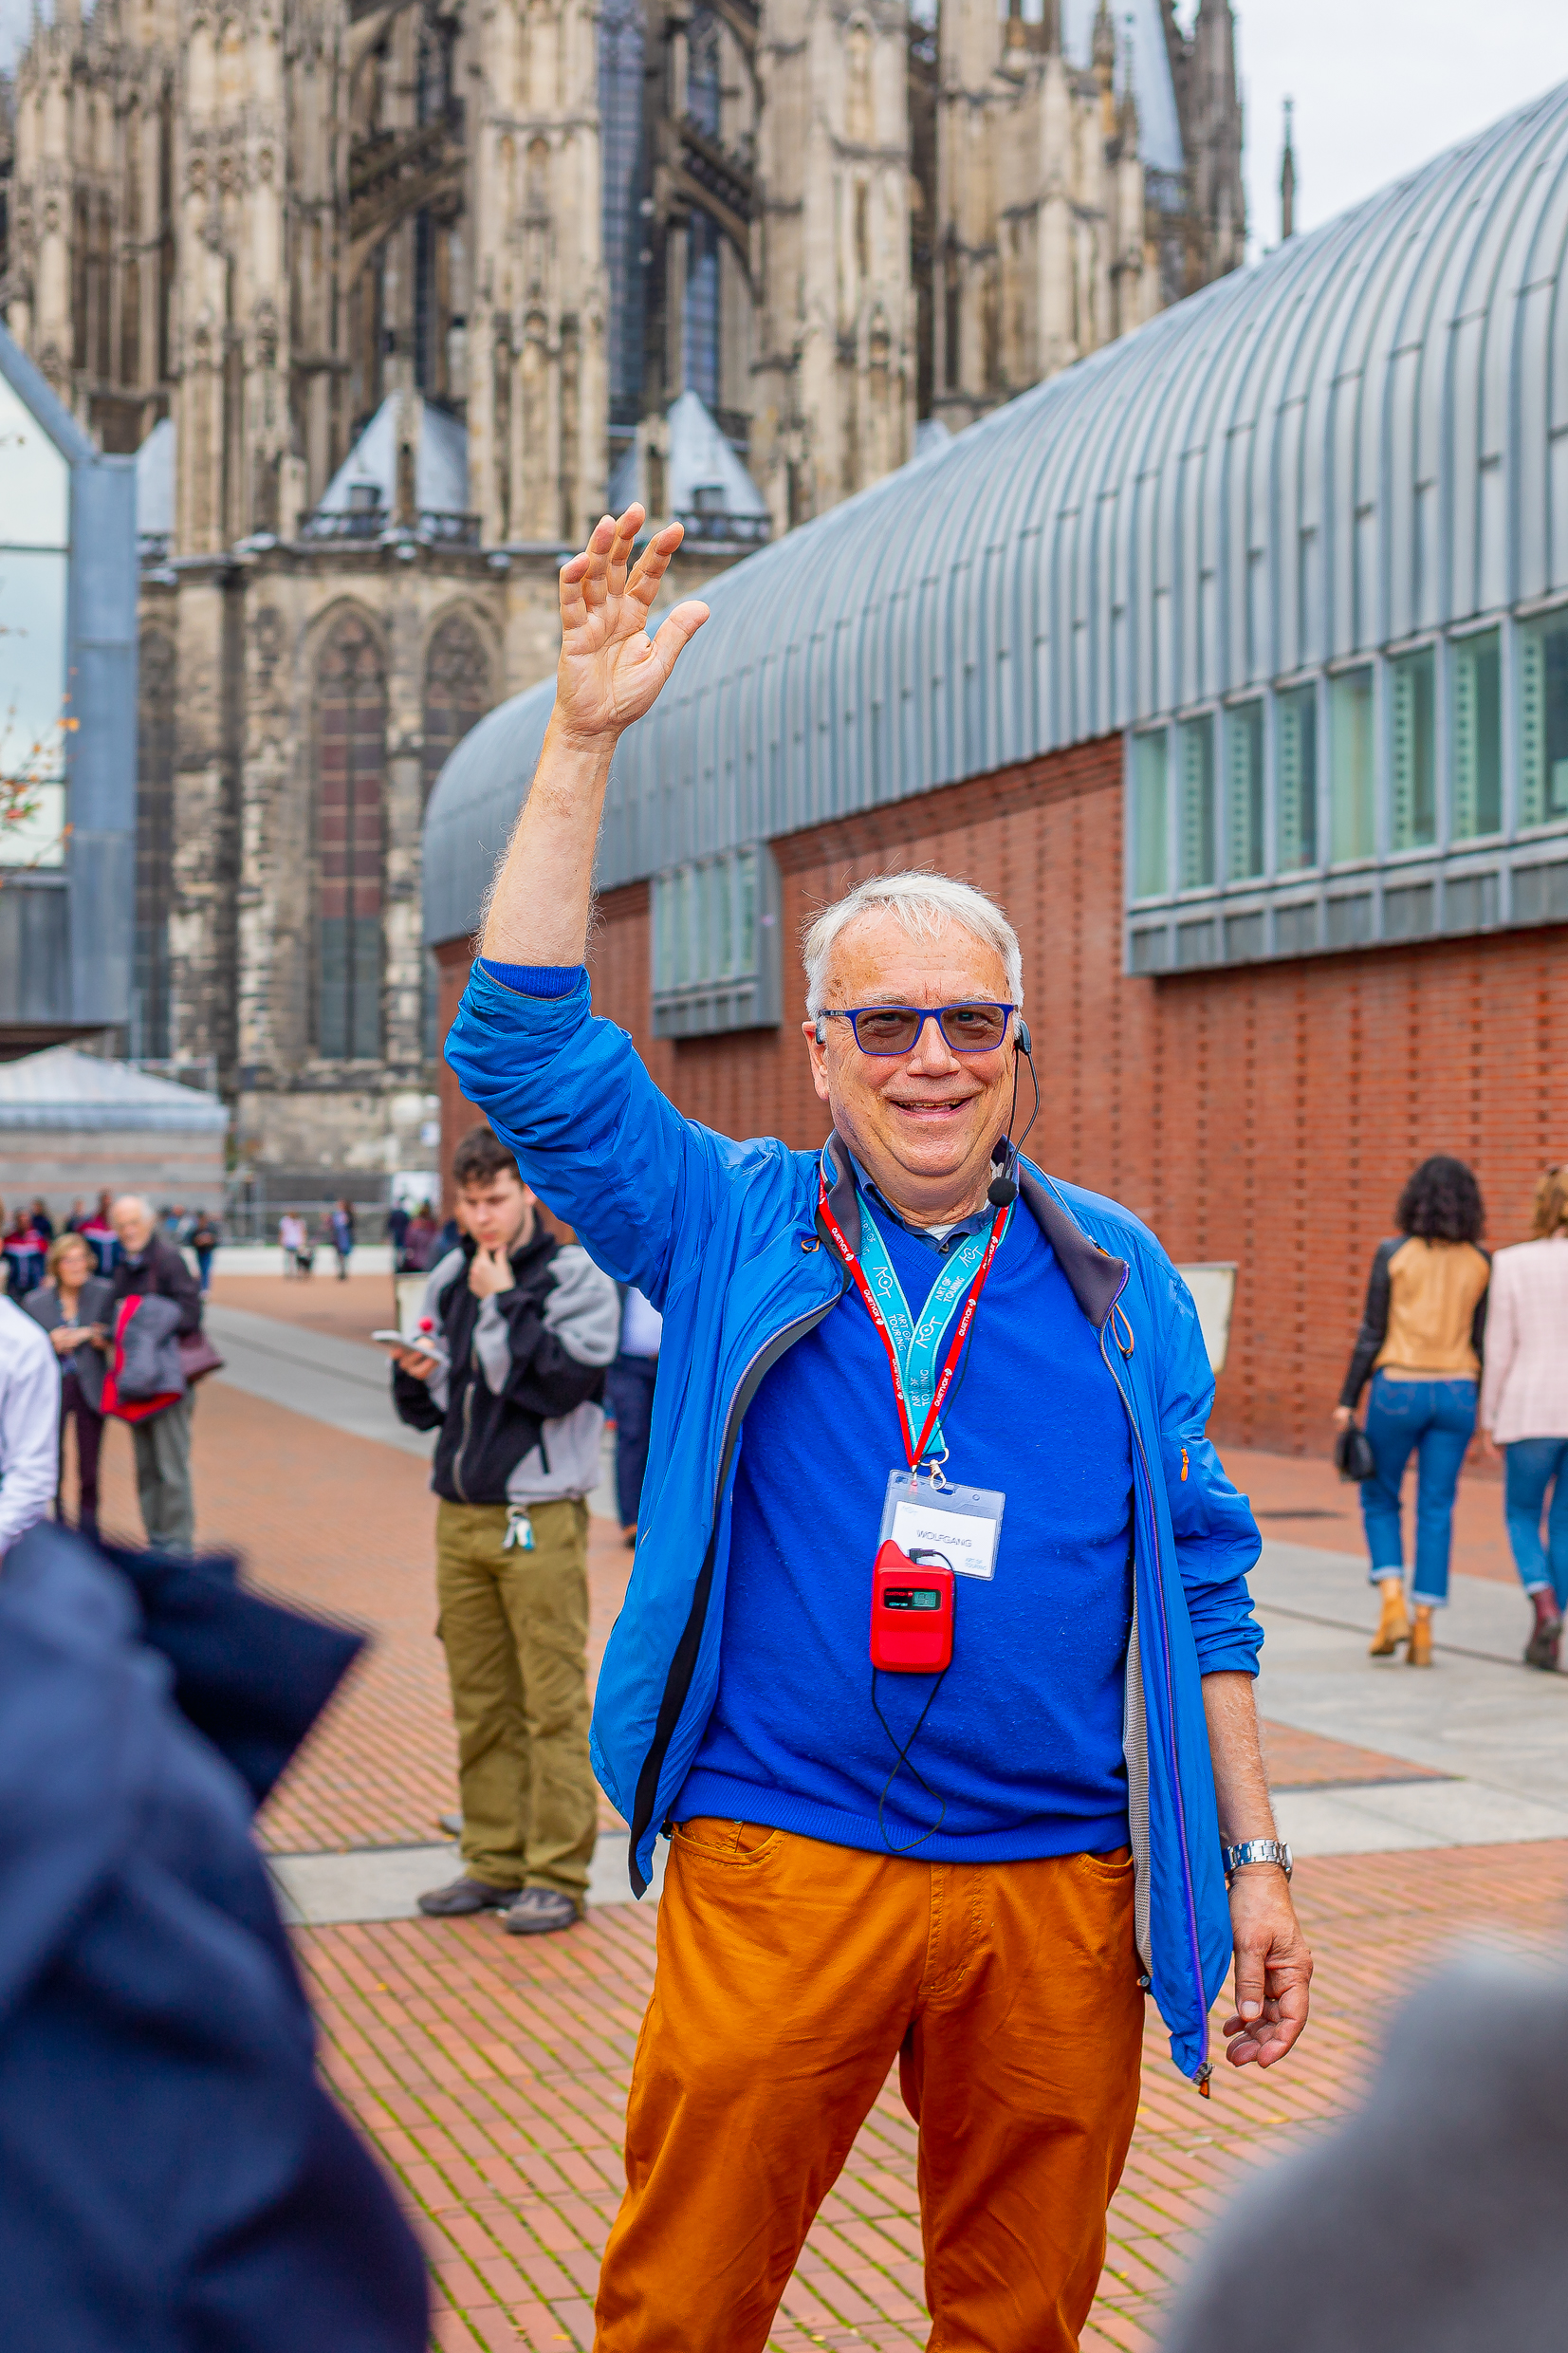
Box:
[1017,1017,1032,1057]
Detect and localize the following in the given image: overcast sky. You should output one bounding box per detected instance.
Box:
[1235,0,1568,254]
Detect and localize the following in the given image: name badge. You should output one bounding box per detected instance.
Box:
[879,1469,1005,1581]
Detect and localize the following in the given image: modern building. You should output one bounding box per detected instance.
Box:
[0,0,1242,1190]
[0,323,137,1058]
[425,80,1568,1454]
[0,1044,229,1221]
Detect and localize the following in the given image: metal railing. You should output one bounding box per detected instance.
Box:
[301,506,482,547]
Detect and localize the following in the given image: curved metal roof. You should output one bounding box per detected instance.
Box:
[425,78,1568,946]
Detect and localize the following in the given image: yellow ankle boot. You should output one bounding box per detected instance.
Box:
[1370,1579,1411,1657]
[1407,1605,1434,1667]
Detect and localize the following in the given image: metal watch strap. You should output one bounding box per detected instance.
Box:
[1222,1838,1293,1881]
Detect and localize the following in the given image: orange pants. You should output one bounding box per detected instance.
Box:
[593,1819,1145,2353]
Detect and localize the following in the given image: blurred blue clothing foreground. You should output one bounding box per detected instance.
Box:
[0,1525,429,2352]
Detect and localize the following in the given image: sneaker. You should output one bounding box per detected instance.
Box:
[416,1874,520,1918]
[499,1886,581,1936]
[1524,1614,1562,1673]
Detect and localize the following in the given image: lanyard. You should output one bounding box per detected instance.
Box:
[818,1176,1010,1473]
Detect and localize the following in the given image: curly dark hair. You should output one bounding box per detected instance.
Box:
[451,1122,520,1193]
[1395,1155,1485,1244]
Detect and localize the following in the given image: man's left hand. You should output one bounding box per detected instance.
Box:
[467,1245,514,1300]
[1223,1868,1313,2069]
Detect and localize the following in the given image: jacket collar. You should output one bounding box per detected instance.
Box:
[1018,1164,1128,1326]
[815,1130,862,1258]
[458,1222,555,1278]
[815,1130,1126,1328]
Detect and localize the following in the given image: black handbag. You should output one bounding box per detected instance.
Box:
[1335,1421,1375,1483]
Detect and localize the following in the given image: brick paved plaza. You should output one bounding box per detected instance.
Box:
[87,1277,1568,2352]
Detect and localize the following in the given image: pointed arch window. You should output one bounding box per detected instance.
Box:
[421,615,494,1058]
[315,613,387,1060]
[422,613,493,805]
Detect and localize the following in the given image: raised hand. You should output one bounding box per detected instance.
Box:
[480,506,709,965]
[555,505,710,748]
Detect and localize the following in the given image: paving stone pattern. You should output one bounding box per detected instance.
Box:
[301,1844,1568,2353]
[86,1325,1568,2348]
[94,1379,633,1851]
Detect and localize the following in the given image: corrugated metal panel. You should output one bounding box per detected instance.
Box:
[425,80,1568,945]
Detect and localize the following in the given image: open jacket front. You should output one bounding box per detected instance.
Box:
[447,963,1264,2084]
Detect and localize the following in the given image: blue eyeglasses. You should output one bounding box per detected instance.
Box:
[818,1003,1016,1056]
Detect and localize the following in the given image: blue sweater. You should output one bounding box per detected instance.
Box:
[682,1197,1164,1859]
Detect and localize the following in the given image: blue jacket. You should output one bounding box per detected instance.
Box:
[448,964,1264,2084]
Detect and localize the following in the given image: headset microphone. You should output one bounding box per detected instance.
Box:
[987,1143,1018,1210]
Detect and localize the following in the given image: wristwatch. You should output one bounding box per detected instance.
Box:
[1222,1839,1293,1882]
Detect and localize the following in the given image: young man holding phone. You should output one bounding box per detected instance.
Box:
[390,1124,619,1934]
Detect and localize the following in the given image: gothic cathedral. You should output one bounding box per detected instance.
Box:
[0,0,1243,1184]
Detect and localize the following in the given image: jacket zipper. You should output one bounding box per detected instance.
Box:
[626,1282,845,1877]
[1098,1292,1210,2088]
[452,1339,479,1502]
[709,1296,840,1513]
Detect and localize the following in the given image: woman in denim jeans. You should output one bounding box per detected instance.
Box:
[1335,1158,1489,1667]
[1480,1167,1568,1672]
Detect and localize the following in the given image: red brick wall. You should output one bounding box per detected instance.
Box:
[437,733,1568,1453]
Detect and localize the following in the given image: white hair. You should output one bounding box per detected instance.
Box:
[802,871,1024,1017]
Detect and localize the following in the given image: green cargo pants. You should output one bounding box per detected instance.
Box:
[434,1497,598,1905]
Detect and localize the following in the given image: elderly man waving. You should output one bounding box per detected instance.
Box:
[445,507,1312,2353]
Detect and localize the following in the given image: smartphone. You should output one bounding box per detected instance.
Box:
[372,1329,447,1362]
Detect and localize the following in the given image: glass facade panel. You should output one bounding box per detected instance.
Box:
[0,545,70,869]
[1518,606,1568,827]
[1176,714,1216,888]
[1132,730,1168,899]
[1390,646,1436,849]
[1329,667,1375,862]
[1275,684,1318,870]
[0,546,69,769]
[1451,628,1502,838]
[0,372,69,549]
[1225,699,1264,880]
[653,846,765,990]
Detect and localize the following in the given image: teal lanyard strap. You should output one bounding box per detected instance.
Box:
[856,1201,1005,1463]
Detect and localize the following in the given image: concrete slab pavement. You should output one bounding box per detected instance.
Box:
[270,1832,668,1926]
[1250,1540,1568,1851]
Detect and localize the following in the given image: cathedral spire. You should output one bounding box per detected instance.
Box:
[1118,9,1139,144]
[1092,0,1116,84]
[1281,96,1297,242]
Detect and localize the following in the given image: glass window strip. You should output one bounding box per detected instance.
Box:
[1329,668,1375,863]
[1225,699,1264,880]
[1132,729,1168,899]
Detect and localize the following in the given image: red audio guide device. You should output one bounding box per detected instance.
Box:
[870,1539,954,1673]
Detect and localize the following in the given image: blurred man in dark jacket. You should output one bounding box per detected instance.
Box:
[0,1522,429,2352]
[391,1125,618,1935]
[111,1193,204,1551]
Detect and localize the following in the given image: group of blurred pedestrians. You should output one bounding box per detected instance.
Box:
[1337,1156,1568,1669]
[277,1199,357,1279]
[0,1194,213,1559]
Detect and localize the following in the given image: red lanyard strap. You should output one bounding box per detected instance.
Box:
[818,1176,1007,1472]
